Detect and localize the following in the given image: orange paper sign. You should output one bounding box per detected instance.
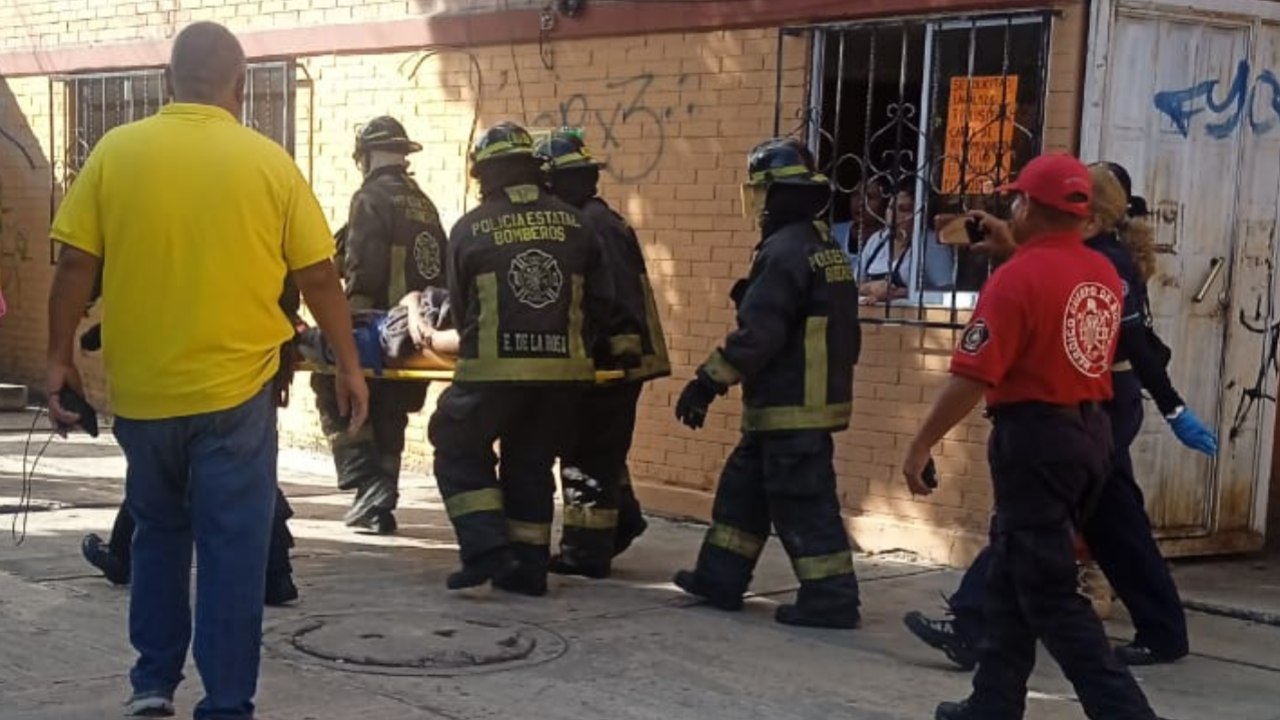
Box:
[941,75,1019,194]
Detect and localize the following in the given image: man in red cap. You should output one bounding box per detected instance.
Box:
[901,153,1160,719]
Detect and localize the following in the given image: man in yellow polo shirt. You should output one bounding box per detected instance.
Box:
[44,22,368,720]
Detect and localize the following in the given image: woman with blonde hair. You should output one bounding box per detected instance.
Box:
[1071,162,1216,665]
[903,162,1218,674]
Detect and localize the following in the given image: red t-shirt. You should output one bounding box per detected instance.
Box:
[950,231,1123,406]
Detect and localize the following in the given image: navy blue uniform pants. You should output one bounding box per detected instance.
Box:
[966,402,1155,720]
[950,372,1188,658]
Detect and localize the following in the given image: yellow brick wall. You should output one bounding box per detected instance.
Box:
[0,0,553,52]
[0,4,1086,566]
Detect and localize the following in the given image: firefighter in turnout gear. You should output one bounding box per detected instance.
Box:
[429,121,629,596]
[535,129,671,578]
[672,138,863,629]
[311,115,448,535]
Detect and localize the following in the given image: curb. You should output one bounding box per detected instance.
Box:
[1184,598,1280,627]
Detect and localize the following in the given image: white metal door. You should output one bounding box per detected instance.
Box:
[1094,10,1248,544]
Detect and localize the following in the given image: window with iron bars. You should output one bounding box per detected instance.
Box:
[782,13,1051,328]
[60,62,296,184]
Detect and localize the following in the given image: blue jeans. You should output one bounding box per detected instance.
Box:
[116,386,277,720]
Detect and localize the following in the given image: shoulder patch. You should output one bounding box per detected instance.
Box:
[413,231,442,281]
[959,319,990,355]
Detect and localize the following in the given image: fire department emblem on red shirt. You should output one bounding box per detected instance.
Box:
[1063,282,1121,378]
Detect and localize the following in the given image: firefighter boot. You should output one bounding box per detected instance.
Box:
[495,543,550,597]
[775,576,861,629]
[672,570,745,611]
[548,554,611,579]
[613,477,648,558]
[446,546,520,590]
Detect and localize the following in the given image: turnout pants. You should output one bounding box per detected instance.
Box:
[107,488,296,583]
[949,372,1188,658]
[312,375,427,524]
[558,382,645,570]
[430,383,582,578]
[967,402,1155,720]
[689,430,860,614]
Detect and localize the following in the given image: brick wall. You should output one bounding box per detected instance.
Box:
[0,0,559,53]
[0,3,1088,566]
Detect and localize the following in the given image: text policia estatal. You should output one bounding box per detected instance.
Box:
[473,210,583,245]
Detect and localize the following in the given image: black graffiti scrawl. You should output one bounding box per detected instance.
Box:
[531,73,697,183]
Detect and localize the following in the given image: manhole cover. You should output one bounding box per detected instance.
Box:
[267,610,568,677]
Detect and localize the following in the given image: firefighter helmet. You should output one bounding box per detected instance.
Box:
[354,116,422,156]
[534,128,606,172]
[470,121,537,168]
[744,137,827,187]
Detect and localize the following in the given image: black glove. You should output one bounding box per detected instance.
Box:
[674,370,727,430]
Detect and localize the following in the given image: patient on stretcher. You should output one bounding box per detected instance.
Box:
[296,287,459,372]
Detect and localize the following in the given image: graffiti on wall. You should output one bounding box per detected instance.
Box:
[0,225,30,308]
[530,73,697,183]
[1154,60,1280,139]
[1228,258,1280,442]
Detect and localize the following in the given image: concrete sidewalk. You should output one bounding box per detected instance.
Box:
[1,410,1278,720]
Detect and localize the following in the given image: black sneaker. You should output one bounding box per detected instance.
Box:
[548,554,611,579]
[903,611,979,671]
[935,700,975,720]
[1115,642,1185,666]
[265,575,299,607]
[446,548,520,590]
[672,570,744,611]
[81,533,130,585]
[124,692,175,717]
[775,603,860,629]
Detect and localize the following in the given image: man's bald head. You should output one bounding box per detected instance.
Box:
[168,22,246,112]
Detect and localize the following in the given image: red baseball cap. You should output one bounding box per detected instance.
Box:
[997,153,1093,218]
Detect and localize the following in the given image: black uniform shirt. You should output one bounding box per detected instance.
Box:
[446,184,619,384]
[580,197,670,382]
[700,218,861,433]
[339,166,448,311]
[1086,232,1184,415]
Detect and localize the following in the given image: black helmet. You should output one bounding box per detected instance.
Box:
[1096,161,1149,218]
[354,116,422,155]
[534,128,606,172]
[744,137,827,188]
[470,121,536,168]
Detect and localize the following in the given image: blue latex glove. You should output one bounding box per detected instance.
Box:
[1168,407,1218,456]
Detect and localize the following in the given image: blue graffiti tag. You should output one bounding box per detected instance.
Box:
[1153,60,1280,139]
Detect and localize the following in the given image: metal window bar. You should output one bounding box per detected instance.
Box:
[57,62,297,178]
[49,63,299,262]
[781,12,1052,329]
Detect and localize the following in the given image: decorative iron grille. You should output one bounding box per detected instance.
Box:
[778,13,1052,328]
